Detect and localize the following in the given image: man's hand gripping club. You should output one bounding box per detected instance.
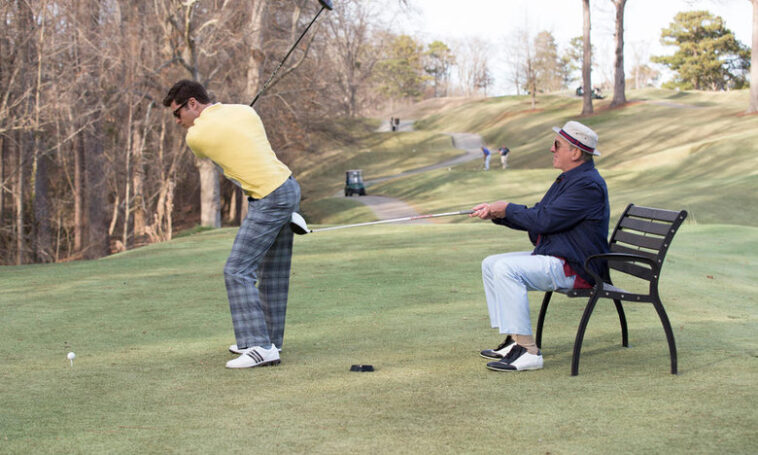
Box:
[470,201,509,220]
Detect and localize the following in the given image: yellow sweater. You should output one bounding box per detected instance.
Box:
[186,104,291,199]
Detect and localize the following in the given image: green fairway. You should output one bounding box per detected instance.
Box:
[1,224,757,454]
[2,88,758,453]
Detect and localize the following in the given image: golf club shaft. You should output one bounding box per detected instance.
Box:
[311,210,474,233]
[250,5,327,107]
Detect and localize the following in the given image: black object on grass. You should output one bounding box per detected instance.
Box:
[350,364,374,372]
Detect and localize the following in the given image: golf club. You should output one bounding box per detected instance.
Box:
[250,0,334,107]
[290,210,474,235]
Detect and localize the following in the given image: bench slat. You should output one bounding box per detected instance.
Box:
[610,244,659,262]
[628,205,680,222]
[613,230,666,251]
[619,217,672,236]
[610,261,653,280]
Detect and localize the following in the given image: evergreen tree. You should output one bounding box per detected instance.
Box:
[424,41,455,97]
[533,31,567,92]
[376,34,428,100]
[652,10,750,90]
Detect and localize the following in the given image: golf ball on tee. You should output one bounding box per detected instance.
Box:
[67,352,76,360]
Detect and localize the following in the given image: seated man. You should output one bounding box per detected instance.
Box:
[470,121,610,372]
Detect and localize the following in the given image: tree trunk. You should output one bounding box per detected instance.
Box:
[245,1,267,100]
[122,100,133,248]
[165,178,175,240]
[73,132,84,253]
[610,0,627,108]
[33,150,53,262]
[147,116,178,242]
[32,0,52,263]
[240,189,249,221]
[132,103,152,245]
[581,0,594,115]
[0,136,5,229]
[227,187,237,223]
[529,62,537,109]
[748,0,758,113]
[197,158,221,228]
[15,132,26,265]
[132,126,146,245]
[84,124,109,260]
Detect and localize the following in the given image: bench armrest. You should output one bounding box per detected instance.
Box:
[584,252,660,285]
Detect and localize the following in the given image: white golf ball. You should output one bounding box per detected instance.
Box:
[67,352,76,360]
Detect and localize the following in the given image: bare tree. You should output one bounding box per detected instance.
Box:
[610,0,627,108]
[581,0,594,115]
[0,0,401,264]
[325,0,384,116]
[523,33,538,108]
[748,0,758,113]
[245,2,268,100]
[156,0,229,228]
[504,30,527,96]
[454,38,492,96]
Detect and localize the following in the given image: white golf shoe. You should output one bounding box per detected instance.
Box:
[226,345,281,369]
[486,345,544,371]
[229,344,281,354]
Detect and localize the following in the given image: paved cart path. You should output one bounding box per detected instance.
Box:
[335,122,484,221]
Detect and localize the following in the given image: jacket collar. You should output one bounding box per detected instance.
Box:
[557,160,595,182]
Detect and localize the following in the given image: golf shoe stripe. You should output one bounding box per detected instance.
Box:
[246,350,264,363]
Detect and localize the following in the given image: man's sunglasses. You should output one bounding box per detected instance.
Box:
[173,100,189,118]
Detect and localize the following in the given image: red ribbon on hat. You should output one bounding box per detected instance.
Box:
[558,129,594,154]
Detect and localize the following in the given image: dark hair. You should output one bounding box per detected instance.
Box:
[162,80,211,107]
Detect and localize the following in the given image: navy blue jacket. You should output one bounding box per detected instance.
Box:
[493,161,610,284]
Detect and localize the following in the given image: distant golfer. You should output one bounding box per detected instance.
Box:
[481,146,491,170]
[470,121,609,372]
[164,80,300,369]
[498,145,510,169]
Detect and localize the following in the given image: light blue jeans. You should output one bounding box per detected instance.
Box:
[482,252,577,335]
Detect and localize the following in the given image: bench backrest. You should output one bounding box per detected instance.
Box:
[608,204,688,282]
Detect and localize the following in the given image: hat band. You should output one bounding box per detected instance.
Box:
[559,130,594,153]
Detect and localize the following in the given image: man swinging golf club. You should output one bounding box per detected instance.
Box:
[164,80,300,369]
[470,121,610,371]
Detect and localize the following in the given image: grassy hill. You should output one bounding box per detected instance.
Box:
[1,89,756,454]
[300,88,758,227]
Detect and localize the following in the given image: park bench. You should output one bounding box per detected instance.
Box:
[535,204,688,376]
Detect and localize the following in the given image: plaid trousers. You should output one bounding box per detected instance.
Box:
[224,177,300,349]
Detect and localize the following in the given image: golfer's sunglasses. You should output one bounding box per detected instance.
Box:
[173,100,189,118]
[553,139,568,150]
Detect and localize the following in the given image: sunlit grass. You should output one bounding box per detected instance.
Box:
[1,224,756,453]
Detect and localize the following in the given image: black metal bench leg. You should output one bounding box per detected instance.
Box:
[613,299,629,347]
[571,293,600,376]
[536,292,553,349]
[651,297,678,375]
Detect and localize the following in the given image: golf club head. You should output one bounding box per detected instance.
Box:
[318,0,333,10]
[290,212,311,235]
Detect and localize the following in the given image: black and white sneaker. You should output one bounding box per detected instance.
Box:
[229,344,281,355]
[225,345,281,369]
[480,335,516,359]
[486,344,544,371]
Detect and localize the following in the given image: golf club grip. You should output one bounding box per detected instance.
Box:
[311,210,474,233]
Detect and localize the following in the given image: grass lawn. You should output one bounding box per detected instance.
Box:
[1,223,757,454]
[2,88,757,453]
